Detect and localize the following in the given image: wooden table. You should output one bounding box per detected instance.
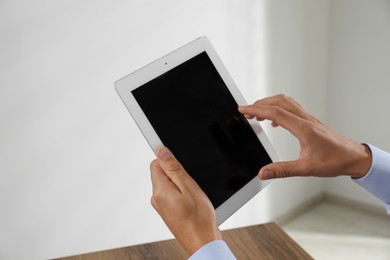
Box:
[57,222,312,259]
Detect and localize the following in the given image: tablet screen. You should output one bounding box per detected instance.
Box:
[132,52,272,208]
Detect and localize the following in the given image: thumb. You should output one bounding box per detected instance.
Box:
[156,147,194,191]
[259,161,302,180]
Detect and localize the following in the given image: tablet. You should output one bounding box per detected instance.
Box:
[115,37,280,225]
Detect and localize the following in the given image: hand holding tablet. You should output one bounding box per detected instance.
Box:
[115,37,280,225]
[150,147,222,255]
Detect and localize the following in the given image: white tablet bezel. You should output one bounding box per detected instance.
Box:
[115,36,280,225]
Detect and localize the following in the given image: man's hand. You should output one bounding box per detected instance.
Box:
[150,147,222,256]
[239,94,372,180]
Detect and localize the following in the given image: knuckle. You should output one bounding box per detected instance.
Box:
[150,196,158,209]
[288,95,297,102]
[281,169,289,178]
[270,106,284,117]
[150,159,157,170]
[286,95,295,103]
[276,94,295,106]
[151,190,164,205]
[279,167,290,178]
[167,161,183,173]
[254,100,262,106]
[276,94,288,102]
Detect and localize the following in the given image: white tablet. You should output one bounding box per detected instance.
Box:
[115,37,280,225]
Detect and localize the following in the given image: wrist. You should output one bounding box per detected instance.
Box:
[349,144,372,179]
[182,226,222,255]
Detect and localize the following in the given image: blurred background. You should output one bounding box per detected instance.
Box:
[1,0,389,259]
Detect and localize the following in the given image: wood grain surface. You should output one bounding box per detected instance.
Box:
[56,222,312,260]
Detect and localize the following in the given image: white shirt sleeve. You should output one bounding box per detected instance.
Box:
[353,144,390,214]
[188,240,236,260]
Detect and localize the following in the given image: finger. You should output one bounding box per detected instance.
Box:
[259,161,304,180]
[156,147,196,192]
[239,105,306,138]
[253,94,310,121]
[150,159,181,212]
[150,159,180,194]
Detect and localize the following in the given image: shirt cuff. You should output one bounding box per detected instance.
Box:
[353,144,390,214]
[188,240,236,260]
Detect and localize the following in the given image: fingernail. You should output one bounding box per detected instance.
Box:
[262,170,273,180]
[158,147,171,160]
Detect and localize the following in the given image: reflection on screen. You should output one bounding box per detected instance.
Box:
[132,52,272,208]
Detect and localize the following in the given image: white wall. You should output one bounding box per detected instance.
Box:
[0,1,269,259]
[260,0,328,219]
[0,1,330,259]
[325,0,390,209]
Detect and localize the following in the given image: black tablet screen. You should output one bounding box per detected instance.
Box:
[132,52,272,208]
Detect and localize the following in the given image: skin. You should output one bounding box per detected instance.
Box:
[150,94,372,255]
[150,147,222,255]
[238,94,372,180]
